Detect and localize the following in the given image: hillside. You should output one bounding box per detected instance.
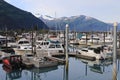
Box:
[0,0,48,30]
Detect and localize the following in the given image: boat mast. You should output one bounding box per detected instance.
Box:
[5,27,8,48]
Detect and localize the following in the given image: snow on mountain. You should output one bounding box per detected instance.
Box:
[40,15,54,20]
[39,15,114,31]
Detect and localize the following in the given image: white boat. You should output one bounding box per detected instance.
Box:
[89,36,100,43]
[36,40,64,53]
[76,45,112,60]
[100,45,112,59]
[79,35,91,45]
[79,35,100,45]
[14,38,64,55]
[46,43,64,53]
[13,38,32,55]
[0,35,6,45]
[48,35,59,42]
[100,35,113,44]
[69,39,79,45]
[76,47,102,60]
[36,40,50,49]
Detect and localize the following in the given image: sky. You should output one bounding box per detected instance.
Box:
[4,0,120,23]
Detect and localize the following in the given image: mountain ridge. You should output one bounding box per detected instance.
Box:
[40,15,113,31]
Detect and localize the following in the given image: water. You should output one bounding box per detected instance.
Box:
[0,57,120,80]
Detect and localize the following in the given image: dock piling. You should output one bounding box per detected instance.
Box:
[65,24,69,66]
[112,22,117,80]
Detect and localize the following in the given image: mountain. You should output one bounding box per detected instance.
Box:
[40,15,112,31]
[0,0,48,30]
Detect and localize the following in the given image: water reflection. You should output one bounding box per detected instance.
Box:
[80,59,113,74]
[3,67,22,80]
[63,62,69,80]
[30,66,58,80]
[3,66,58,80]
[1,57,120,80]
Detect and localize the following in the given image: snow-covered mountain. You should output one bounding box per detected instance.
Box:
[39,15,114,31]
[40,15,54,21]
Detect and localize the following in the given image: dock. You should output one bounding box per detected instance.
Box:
[46,56,65,64]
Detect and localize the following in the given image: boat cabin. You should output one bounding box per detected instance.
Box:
[2,55,22,69]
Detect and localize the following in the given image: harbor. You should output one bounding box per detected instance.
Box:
[1,0,120,80]
[0,23,120,80]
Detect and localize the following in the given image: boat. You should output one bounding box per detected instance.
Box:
[0,46,15,54]
[13,38,32,55]
[100,45,113,59]
[99,35,113,44]
[48,35,59,42]
[2,55,23,70]
[69,39,79,45]
[31,57,58,68]
[0,47,15,63]
[76,47,102,60]
[76,45,112,60]
[36,40,64,53]
[89,35,100,44]
[79,35,91,45]
[0,35,6,45]
[36,40,50,49]
[46,43,64,53]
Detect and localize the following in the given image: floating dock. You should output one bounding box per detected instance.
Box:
[46,56,65,64]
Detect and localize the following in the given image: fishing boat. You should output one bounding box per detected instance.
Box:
[31,57,58,68]
[2,55,23,70]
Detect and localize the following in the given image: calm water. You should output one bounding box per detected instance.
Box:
[0,57,120,80]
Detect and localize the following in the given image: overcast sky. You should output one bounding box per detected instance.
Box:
[5,0,120,23]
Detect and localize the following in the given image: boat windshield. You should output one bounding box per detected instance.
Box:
[49,44,55,48]
[18,41,29,44]
[81,49,88,52]
[88,48,95,50]
[56,45,61,48]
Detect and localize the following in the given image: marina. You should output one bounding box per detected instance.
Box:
[0,23,120,80]
[0,0,120,80]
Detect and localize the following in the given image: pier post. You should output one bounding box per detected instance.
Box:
[34,30,37,56]
[103,32,105,45]
[85,32,88,45]
[91,31,93,44]
[5,27,8,48]
[112,22,117,80]
[31,28,34,54]
[64,30,65,55]
[119,31,120,48]
[65,24,69,67]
